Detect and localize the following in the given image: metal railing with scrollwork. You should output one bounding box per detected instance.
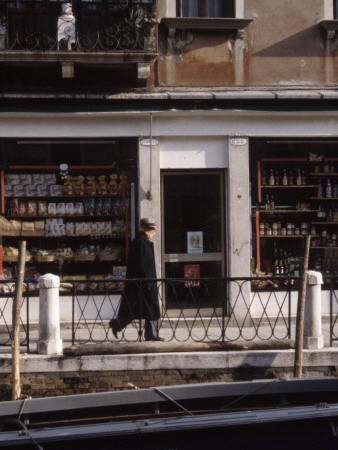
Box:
[0,0,158,53]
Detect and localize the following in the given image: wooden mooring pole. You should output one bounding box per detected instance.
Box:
[12,240,26,400]
[293,234,311,378]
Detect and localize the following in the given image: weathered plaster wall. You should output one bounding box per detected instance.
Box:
[155,0,335,87]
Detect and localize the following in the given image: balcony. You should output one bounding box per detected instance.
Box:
[0,0,158,84]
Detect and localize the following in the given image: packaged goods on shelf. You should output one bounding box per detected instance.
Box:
[0,215,11,231]
[32,174,44,185]
[85,176,96,195]
[73,176,85,195]
[44,174,56,185]
[19,174,31,185]
[97,175,107,195]
[10,220,21,231]
[6,174,19,185]
[37,184,49,197]
[22,221,35,232]
[50,185,62,196]
[38,201,47,216]
[14,185,24,197]
[26,185,37,196]
[62,176,73,195]
[108,174,118,195]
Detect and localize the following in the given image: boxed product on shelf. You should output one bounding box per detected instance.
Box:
[38,201,47,216]
[32,174,44,185]
[65,203,74,216]
[27,201,37,216]
[25,185,37,196]
[14,185,25,197]
[48,202,57,216]
[10,220,21,231]
[18,201,28,216]
[84,198,95,215]
[6,174,19,185]
[0,215,11,231]
[50,185,62,196]
[44,174,56,185]
[56,203,65,216]
[22,221,35,232]
[37,184,49,197]
[4,185,13,197]
[19,174,32,185]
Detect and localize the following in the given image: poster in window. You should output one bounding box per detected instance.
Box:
[184,264,200,288]
[187,231,203,254]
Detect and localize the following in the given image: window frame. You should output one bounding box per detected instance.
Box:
[176,0,235,18]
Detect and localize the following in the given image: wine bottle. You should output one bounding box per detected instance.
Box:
[326,178,332,198]
[282,169,288,186]
[317,179,323,198]
[269,169,275,186]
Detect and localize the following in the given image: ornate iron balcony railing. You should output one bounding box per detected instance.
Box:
[0,1,158,52]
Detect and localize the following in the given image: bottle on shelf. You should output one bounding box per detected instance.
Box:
[301,170,306,185]
[330,161,336,174]
[265,194,270,211]
[323,160,330,173]
[270,194,275,210]
[317,179,323,198]
[282,169,288,186]
[275,170,280,186]
[326,178,332,198]
[261,170,267,186]
[288,169,294,185]
[333,179,338,198]
[296,169,302,186]
[268,169,275,186]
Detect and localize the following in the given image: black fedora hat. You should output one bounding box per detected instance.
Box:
[139,218,156,229]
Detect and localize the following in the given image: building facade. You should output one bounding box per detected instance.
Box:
[0,0,338,320]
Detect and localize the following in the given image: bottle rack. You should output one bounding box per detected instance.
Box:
[255,157,338,276]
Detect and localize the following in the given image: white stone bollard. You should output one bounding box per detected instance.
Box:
[303,270,324,349]
[37,274,63,355]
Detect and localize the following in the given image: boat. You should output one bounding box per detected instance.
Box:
[1,377,338,449]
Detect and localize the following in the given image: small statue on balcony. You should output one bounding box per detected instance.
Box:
[57,3,76,51]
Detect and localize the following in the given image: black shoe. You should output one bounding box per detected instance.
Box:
[109,319,119,339]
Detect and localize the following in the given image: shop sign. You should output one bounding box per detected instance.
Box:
[184,264,200,288]
[230,138,248,146]
[187,231,203,254]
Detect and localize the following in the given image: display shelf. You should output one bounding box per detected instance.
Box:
[2,230,44,237]
[310,197,338,200]
[310,246,338,249]
[311,221,338,225]
[310,173,338,176]
[259,235,306,238]
[5,195,127,199]
[259,210,318,214]
[261,185,317,189]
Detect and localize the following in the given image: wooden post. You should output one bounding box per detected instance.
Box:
[12,240,26,401]
[293,235,311,378]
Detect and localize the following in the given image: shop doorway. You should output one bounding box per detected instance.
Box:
[161,171,225,308]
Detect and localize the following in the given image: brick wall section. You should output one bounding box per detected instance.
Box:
[0,367,337,400]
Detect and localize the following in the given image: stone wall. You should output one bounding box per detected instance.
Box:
[0,349,338,400]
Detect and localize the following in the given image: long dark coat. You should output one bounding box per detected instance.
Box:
[115,232,160,330]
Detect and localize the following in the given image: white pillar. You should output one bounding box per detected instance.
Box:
[37,273,63,355]
[227,137,251,326]
[303,270,324,349]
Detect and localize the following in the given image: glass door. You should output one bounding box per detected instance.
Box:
[161,171,225,307]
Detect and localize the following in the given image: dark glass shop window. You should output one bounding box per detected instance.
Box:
[177,0,235,18]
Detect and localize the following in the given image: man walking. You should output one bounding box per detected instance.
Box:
[109,218,163,341]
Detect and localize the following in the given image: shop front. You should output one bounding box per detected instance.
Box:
[0,104,337,324]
